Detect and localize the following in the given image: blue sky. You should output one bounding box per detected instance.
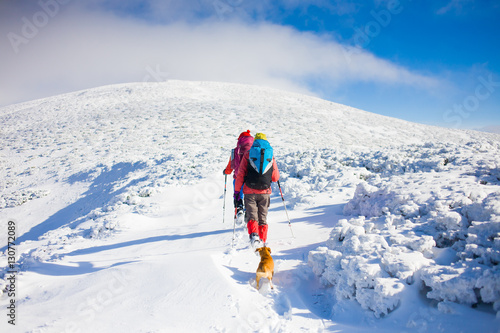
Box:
[1,0,499,131]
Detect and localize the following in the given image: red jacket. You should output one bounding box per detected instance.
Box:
[235,151,280,195]
[224,157,234,176]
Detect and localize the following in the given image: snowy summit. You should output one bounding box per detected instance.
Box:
[0,81,499,332]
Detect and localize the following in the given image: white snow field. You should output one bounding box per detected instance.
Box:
[0,80,499,332]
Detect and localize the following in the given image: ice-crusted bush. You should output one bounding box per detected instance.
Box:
[461,219,500,265]
[338,142,461,176]
[343,182,421,218]
[278,177,314,207]
[277,149,373,208]
[308,142,500,317]
[416,192,500,310]
[420,264,481,305]
[462,191,500,223]
[421,262,500,313]
[0,189,50,209]
[308,217,430,317]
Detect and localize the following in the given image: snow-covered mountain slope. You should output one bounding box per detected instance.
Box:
[0,81,499,332]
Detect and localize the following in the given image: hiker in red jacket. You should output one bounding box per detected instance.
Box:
[234,133,279,246]
[223,130,254,222]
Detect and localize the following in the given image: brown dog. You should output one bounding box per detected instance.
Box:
[256,247,274,290]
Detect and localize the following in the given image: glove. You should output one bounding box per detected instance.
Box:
[223,169,227,175]
[233,191,240,207]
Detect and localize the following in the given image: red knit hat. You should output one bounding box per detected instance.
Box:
[238,130,251,139]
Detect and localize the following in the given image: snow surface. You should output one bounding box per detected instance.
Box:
[0,80,499,332]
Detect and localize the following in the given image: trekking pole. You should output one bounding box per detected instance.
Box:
[277,180,294,238]
[232,206,237,248]
[223,174,227,224]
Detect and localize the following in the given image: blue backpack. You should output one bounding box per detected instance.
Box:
[245,139,274,190]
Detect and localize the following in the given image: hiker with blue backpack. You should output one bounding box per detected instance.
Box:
[223,130,254,224]
[234,133,280,248]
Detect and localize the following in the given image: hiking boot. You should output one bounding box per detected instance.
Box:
[250,233,263,249]
[234,208,245,225]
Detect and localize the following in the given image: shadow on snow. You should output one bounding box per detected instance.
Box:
[27,260,136,277]
[1,162,148,253]
[64,229,231,257]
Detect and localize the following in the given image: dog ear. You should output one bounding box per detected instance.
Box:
[267,247,271,253]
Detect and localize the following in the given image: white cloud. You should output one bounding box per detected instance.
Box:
[436,0,473,15]
[81,0,360,22]
[0,2,440,107]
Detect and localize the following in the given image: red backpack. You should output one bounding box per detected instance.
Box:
[231,131,254,172]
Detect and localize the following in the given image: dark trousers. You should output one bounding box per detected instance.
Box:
[244,193,271,225]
